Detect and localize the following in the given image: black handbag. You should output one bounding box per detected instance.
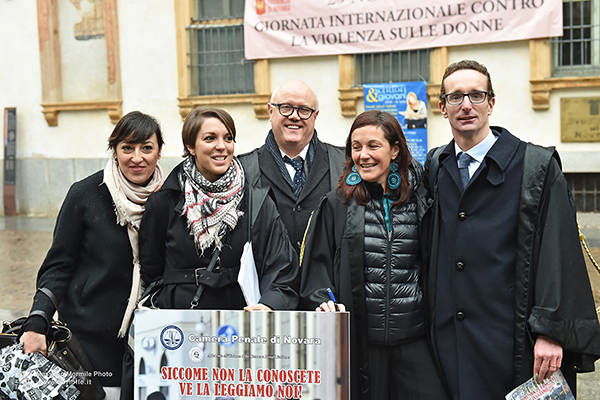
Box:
[138,247,222,310]
[1,288,106,400]
[0,316,25,349]
[137,278,164,310]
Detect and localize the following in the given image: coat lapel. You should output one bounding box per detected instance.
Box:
[257,147,296,200]
[483,128,521,187]
[439,142,463,191]
[297,139,329,203]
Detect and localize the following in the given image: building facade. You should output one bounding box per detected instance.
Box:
[1,0,599,215]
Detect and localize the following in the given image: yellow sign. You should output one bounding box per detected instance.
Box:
[561,97,600,142]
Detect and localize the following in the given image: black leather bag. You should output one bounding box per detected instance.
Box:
[1,288,106,400]
[0,316,25,349]
[137,278,163,310]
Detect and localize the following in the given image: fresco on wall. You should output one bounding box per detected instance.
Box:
[70,0,105,40]
[59,0,109,101]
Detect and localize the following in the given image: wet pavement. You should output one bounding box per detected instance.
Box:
[1,214,599,397]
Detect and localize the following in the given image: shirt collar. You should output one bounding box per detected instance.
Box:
[280,143,310,161]
[454,129,498,163]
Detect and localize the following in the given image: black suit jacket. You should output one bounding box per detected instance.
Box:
[239,135,345,253]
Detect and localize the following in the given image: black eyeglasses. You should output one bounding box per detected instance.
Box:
[270,103,316,120]
[442,91,489,106]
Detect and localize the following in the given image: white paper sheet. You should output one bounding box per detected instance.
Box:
[238,241,261,306]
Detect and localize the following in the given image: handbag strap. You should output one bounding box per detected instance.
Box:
[21,287,60,336]
[190,248,221,309]
[38,287,61,318]
[38,287,59,307]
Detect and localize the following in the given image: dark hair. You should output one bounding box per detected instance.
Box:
[107,111,164,150]
[439,59,495,104]
[338,110,412,206]
[181,107,236,157]
[146,392,166,400]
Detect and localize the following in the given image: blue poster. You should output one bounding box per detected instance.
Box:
[363,82,428,165]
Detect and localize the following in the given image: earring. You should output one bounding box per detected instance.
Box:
[346,165,362,186]
[387,162,401,190]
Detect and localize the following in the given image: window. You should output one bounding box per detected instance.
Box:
[353,49,430,85]
[552,0,600,77]
[188,0,254,96]
[35,0,122,126]
[565,173,600,211]
[530,0,600,110]
[175,0,271,119]
[339,49,440,117]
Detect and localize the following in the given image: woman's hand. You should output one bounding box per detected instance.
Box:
[244,303,272,311]
[21,331,48,357]
[316,300,346,312]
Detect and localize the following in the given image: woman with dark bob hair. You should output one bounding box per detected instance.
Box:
[139,107,298,311]
[299,110,448,399]
[21,111,165,399]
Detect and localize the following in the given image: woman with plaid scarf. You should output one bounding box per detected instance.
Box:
[139,108,299,311]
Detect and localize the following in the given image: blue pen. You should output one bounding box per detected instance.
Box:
[326,287,336,302]
[326,288,340,311]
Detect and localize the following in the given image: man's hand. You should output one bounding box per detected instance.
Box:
[316,300,346,312]
[20,331,48,357]
[533,335,562,383]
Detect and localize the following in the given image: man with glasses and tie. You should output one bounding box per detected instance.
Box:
[421,59,600,399]
[239,79,345,255]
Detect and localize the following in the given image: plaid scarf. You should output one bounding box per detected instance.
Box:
[178,156,244,255]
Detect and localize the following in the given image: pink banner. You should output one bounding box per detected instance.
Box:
[244,0,562,59]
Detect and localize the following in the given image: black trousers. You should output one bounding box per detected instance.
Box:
[367,338,448,400]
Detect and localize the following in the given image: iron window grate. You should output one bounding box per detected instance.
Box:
[353,49,430,86]
[551,0,600,77]
[565,173,600,212]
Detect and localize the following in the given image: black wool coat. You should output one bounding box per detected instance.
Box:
[27,170,133,387]
[139,161,299,310]
[422,127,600,399]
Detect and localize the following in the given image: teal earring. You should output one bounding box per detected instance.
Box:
[346,165,362,185]
[387,162,401,190]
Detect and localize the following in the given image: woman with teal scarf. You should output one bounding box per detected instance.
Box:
[299,110,448,400]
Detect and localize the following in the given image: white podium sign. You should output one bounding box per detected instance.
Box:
[134,310,349,400]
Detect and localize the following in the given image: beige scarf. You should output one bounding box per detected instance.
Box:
[103,157,164,338]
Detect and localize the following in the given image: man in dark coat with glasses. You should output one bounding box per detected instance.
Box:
[239,79,345,255]
[421,59,600,399]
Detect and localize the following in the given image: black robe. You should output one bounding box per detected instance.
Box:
[422,127,600,399]
[238,131,345,253]
[139,161,299,310]
[299,161,435,400]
